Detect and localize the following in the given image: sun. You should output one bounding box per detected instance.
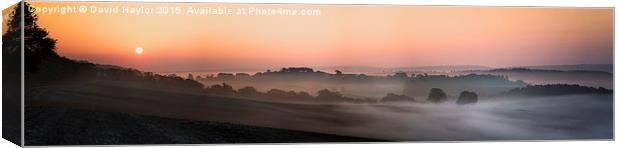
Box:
[135,47,144,54]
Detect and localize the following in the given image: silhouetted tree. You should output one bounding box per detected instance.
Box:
[187,73,194,80]
[316,89,343,102]
[238,86,259,95]
[264,89,314,101]
[335,70,343,75]
[296,91,314,100]
[206,83,235,95]
[279,67,314,73]
[503,84,612,97]
[456,91,478,105]
[217,73,234,79]
[3,2,58,73]
[235,73,250,77]
[427,88,447,103]
[267,89,289,98]
[392,72,408,78]
[381,93,415,102]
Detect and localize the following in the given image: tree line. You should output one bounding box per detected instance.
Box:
[202,82,479,105]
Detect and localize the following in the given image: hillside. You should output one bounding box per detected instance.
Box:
[26,106,383,145]
[462,68,613,89]
[522,64,613,73]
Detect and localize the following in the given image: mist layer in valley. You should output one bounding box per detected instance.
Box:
[22,54,614,143]
[188,65,611,100]
[25,65,614,141]
[139,66,612,140]
[349,94,613,140]
[27,78,612,141]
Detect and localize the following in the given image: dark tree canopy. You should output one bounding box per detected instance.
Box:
[456,91,478,105]
[381,93,415,102]
[207,83,235,95]
[2,2,58,73]
[187,73,194,80]
[238,86,259,95]
[391,72,408,78]
[427,88,448,103]
[316,89,344,101]
[335,70,343,75]
[503,84,612,97]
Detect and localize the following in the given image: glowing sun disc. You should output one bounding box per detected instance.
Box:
[135,47,144,54]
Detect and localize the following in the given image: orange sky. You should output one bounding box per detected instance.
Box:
[5,2,614,72]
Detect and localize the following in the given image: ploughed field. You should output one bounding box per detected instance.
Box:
[25,106,383,145]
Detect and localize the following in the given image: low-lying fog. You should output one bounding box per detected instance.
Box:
[31,78,613,141]
[303,94,612,140]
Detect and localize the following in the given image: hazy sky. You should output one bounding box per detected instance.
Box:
[6,2,614,72]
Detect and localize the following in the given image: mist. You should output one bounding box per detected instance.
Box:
[310,94,613,140]
[26,73,613,141]
[25,65,613,141]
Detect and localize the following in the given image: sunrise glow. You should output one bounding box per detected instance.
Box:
[6,2,612,73]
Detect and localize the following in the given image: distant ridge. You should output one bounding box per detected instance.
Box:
[516,64,612,73]
[314,65,493,73]
[314,66,385,73]
[465,66,613,89]
[391,65,492,72]
[164,64,612,75]
[95,64,126,70]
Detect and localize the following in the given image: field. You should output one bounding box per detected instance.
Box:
[25,79,613,142]
[25,106,382,145]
